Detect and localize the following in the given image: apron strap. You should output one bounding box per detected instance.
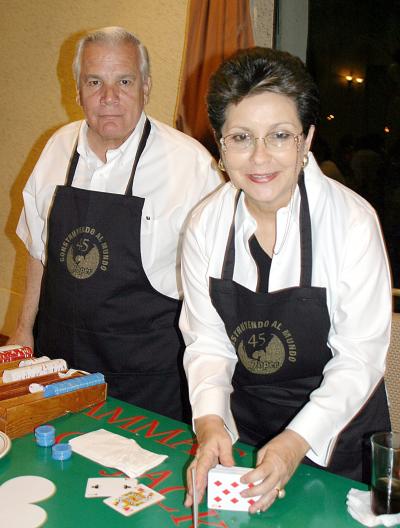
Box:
[125,118,151,195]
[65,140,80,187]
[221,190,241,280]
[64,118,152,193]
[298,171,312,287]
[221,171,313,287]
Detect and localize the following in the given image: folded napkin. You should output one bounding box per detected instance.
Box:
[347,488,400,527]
[69,429,167,478]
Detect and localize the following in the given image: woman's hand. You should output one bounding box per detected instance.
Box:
[185,414,234,508]
[240,429,310,513]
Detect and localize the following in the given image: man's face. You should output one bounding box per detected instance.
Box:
[77,41,151,152]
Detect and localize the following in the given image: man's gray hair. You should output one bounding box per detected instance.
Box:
[73,26,150,86]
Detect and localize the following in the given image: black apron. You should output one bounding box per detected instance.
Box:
[35,119,189,421]
[210,173,390,482]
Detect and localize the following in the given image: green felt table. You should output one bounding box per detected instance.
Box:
[0,396,386,527]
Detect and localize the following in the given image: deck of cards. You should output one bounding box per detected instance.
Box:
[85,478,164,516]
[207,465,261,512]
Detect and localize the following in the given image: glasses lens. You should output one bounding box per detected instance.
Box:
[224,133,253,151]
[267,132,295,150]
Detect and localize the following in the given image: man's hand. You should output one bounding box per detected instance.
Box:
[239,429,309,513]
[6,255,43,353]
[185,415,234,508]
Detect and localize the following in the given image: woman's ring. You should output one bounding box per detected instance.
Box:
[275,488,286,499]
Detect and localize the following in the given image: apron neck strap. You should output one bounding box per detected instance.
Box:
[298,171,312,287]
[221,190,241,281]
[221,171,313,287]
[124,118,151,195]
[64,118,152,194]
[65,139,79,187]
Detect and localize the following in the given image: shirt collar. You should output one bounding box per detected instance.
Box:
[233,179,303,259]
[77,112,147,165]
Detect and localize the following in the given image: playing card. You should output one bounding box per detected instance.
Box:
[85,477,138,498]
[207,465,261,512]
[191,467,198,528]
[103,483,165,516]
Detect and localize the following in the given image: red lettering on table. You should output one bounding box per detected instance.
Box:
[85,402,197,453]
[159,503,180,513]
[85,403,249,459]
[85,402,147,428]
[143,470,173,488]
[55,431,82,443]
[98,470,124,477]
[129,419,186,444]
[170,510,229,527]
[168,438,198,456]
[233,447,247,458]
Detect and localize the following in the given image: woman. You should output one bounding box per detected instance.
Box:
[180,47,392,513]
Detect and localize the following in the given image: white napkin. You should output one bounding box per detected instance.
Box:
[69,429,167,478]
[346,488,400,527]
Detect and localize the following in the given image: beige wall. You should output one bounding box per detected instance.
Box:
[0,0,190,335]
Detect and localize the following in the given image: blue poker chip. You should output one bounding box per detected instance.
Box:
[35,425,55,447]
[52,443,72,460]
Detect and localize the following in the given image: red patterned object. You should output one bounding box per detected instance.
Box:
[207,464,262,512]
[0,346,33,363]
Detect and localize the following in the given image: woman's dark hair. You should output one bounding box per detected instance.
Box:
[207,47,320,140]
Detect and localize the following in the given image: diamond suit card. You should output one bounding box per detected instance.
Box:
[207,465,261,512]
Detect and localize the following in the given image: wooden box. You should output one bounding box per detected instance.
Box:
[0,364,107,439]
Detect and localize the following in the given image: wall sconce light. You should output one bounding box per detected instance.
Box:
[384,126,390,134]
[344,74,364,86]
[326,114,335,121]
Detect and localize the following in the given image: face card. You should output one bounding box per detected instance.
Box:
[85,478,138,498]
[207,465,261,512]
[103,484,165,516]
[191,467,198,528]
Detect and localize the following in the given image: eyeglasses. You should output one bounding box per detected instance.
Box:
[220,131,303,152]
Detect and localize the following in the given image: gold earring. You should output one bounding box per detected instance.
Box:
[302,154,309,168]
[218,158,226,172]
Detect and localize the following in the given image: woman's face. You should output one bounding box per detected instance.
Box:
[221,91,314,214]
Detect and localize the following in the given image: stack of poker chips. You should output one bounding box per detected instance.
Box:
[0,345,33,363]
[43,373,105,398]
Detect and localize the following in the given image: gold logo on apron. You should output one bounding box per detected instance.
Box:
[59,226,110,280]
[231,320,297,374]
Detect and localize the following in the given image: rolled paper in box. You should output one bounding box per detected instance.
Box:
[19,356,50,367]
[2,358,67,383]
[43,373,105,398]
[0,345,33,363]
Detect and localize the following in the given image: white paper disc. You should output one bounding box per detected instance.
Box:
[0,503,47,528]
[0,476,56,503]
[0,432,11,459]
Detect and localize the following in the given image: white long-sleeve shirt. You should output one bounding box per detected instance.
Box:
[17,112,222,299]
[180,153,392,467]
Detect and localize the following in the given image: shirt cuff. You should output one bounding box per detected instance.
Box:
[191,389,239,444]
[286,406,338,467]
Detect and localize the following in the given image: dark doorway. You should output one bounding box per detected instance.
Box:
[307,0,400,296]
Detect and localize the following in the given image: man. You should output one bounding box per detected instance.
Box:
[9,27,221,421]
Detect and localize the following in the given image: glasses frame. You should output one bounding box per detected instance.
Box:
[220,131,303,153]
